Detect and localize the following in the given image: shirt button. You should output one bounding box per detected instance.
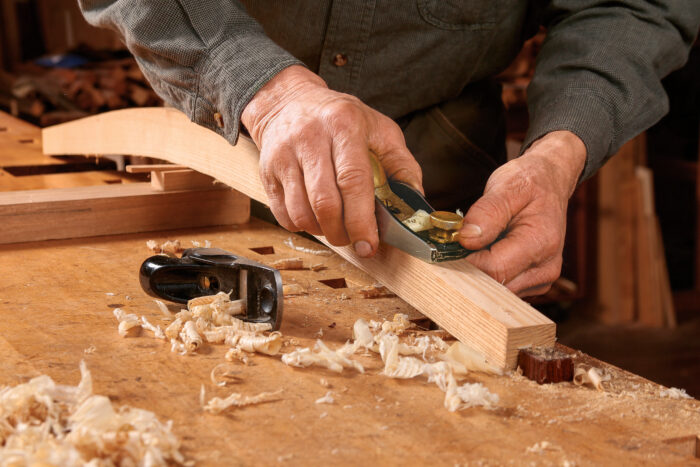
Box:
[214,112,224,129]
[332,53,348,67]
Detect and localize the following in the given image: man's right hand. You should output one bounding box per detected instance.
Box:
[241,65,423,257]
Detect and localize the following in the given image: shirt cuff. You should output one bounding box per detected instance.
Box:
[194,34,304,144]
[522,92,614,182]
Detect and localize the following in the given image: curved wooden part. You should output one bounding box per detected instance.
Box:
[42,107,555,369]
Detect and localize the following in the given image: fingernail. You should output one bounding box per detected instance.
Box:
[354,240,372,257]
[460,224,482,239]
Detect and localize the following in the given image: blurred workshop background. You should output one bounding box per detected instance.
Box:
[1,0,698,396]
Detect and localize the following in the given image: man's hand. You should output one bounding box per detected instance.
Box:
[242,65,422,257]
[458,131,586,297]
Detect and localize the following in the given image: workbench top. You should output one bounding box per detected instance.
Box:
[1,221,698,465]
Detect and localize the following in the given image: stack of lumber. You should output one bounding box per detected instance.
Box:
[596,134,676,327]
[0,57,162,126]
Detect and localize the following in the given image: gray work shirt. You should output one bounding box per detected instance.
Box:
[79,0,700,180]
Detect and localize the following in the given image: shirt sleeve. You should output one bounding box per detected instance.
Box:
[78,0,303,144]
[522,0,700,180]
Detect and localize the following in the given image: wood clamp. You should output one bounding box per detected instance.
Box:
[139,248,283,330]
[370,151,470,263]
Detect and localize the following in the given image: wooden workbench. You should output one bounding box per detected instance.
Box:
[1,112,698,465]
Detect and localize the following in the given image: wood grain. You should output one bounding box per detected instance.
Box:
[0,222,697,465]
[42,107,555,370]
[0,183,250,244]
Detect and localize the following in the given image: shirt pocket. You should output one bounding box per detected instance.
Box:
[416,0,500,30]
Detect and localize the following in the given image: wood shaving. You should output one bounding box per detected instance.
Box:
[282,340,364,374]
[226,332,283,356]
[315,391,335,404]
[359,284,396,299]
[154,299,172,317]
[165,315,188,340]
[525,441,562,454]
[310,263,326,271]
[320,378,331,388]
[402,209,433,232]
[440,341,503,375]
[659,387,691,399]
[179,321,202,353]
[113,308,140,337]
[271,257,304,270]
[210,363,242,387]
[425,362,499,411]
[282,283,307,296]
[83,345,96,355]
[141,316,166,339]
[573,365,610,391]
[283,237,332,256]
[146,239,183,256]
[225,347,252,365]
[380,313,412,335]
[203,389,283,414]
[187,291,230,309]
[315,328,324,338]
[0,361,186,465]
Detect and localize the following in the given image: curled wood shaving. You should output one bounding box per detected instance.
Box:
[281,340,364,374]
[271,257,304,270]
[165,315,188,340]
[659,387,691,399]
[202,320,272,344]
[402,209,432,232]
[315,391,335,404]
[210,363,242,387]
[154,299,172,317]
[225,347,252,365]
[146,239,183,257]
[573,365,610,391]
[203,389,283,414]
[425,362,499,411]
[141,316,166,339]
[380,313,412,335]
[226,332,283,356]
[187,291,230,309]
[179,321,202,353]
[439,342,503,375]
[113,308,140,337]
[359,284,396,299]
[0,361,186,465]
[283,237,332,256]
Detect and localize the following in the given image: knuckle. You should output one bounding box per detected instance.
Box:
[335,166,370,192]
[311,194,342,222]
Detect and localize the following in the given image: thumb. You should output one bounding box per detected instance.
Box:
[459,186,526,250]
[378,146,424,195]
[368,118,424,194]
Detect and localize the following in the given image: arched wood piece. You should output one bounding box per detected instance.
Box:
[42,107,554,369]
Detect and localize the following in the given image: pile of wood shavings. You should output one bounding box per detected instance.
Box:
[115,291,501,413]
[282,315,502,412]
[0,361,187,466]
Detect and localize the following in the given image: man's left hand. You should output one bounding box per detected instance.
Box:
[457,130,587,297]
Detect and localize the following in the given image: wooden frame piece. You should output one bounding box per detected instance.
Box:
[42,108,555,369]
[0,182,249,244]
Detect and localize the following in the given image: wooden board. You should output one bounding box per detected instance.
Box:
[0,222,697,465]
[0,183,250,244]
[0,110,141,191]
[42,108,554,370]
